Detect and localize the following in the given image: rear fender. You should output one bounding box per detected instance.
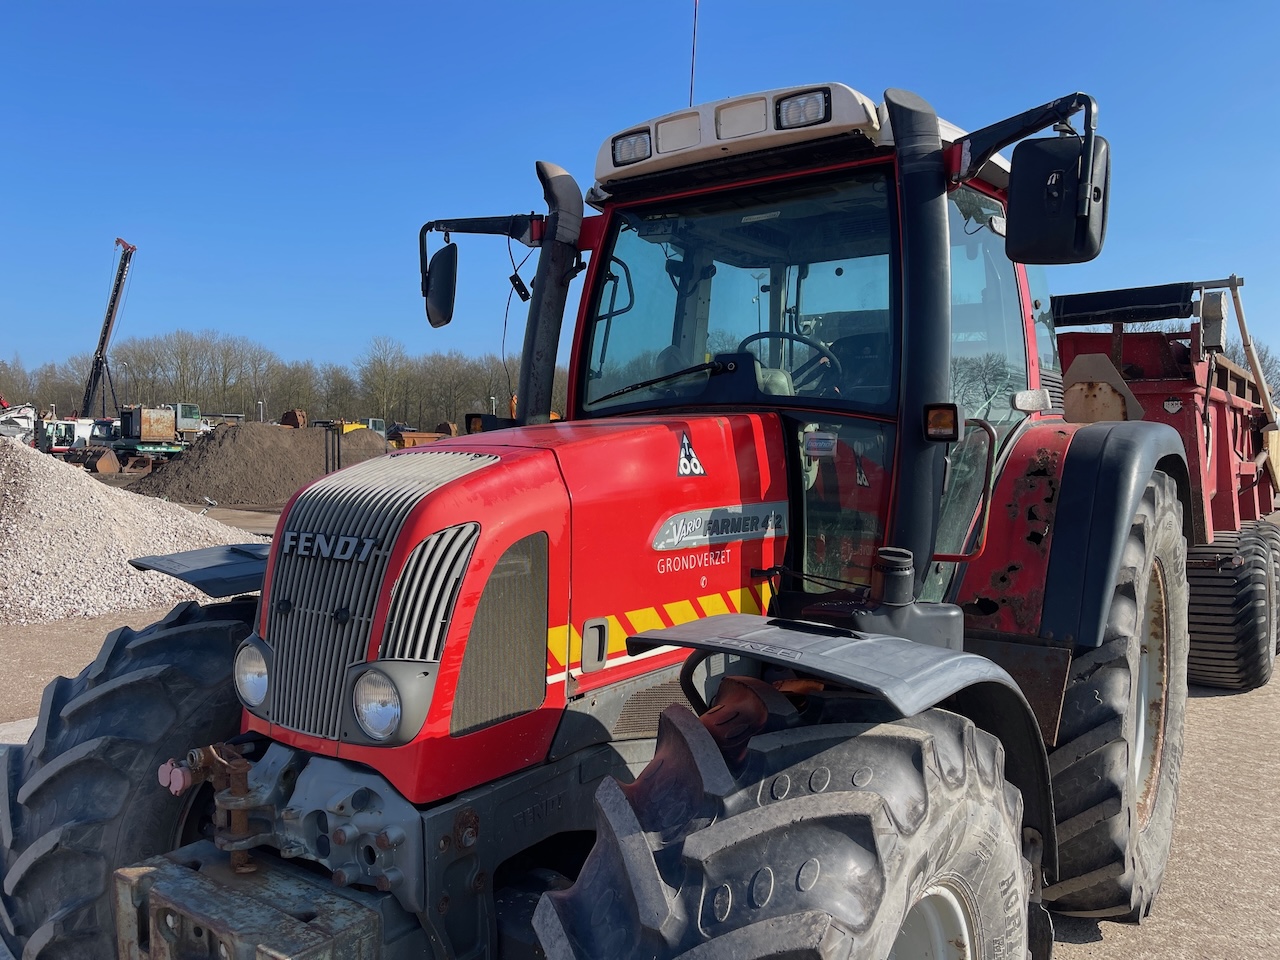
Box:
[629,613,1057,881]
[1040,420,1189,650]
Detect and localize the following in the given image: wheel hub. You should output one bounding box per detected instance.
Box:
[889,884,974,959]
[1135,559,1170,829]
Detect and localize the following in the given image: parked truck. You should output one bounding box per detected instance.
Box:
[115,402,204,458]
[1,82,1275,960]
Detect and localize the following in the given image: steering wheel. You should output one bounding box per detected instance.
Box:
[737,330,843,392]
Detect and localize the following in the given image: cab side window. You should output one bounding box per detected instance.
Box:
[947,188,1029,437]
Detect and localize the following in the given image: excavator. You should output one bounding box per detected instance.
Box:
[78,237,136,418]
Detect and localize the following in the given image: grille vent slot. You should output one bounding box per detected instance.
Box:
[1041,368,1065,413]
[267,451,497,739]
[380,523,479,661]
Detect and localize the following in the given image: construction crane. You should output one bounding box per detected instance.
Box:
[80,237,136,417]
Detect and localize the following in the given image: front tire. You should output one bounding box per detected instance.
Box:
[535,704,1028,959]
[1044,470,1189,919]
[0,600,253,959]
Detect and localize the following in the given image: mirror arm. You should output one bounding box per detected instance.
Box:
[422,214,544,248]
[951,92,1098,204]
[420,214,545,302]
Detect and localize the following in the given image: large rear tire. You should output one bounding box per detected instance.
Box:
[0,600,253,959]
[1185,527,1275,690]
[1244,522,1274,660]
[535,704,1028,959]
[1044,470,1188,920]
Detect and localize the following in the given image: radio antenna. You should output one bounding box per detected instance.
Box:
[688,0,699,107]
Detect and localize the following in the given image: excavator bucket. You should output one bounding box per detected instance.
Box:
[84,447,120,474]
[119,455,153,475]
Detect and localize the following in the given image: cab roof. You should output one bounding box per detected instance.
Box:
[591,83,1009,202]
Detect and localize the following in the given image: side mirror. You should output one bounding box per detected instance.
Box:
[1006,134,1110,264]
[424,243,458,328]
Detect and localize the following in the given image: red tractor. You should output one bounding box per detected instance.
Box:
[4,82,1264,959]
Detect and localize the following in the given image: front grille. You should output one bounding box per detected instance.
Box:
[267,451,497,739]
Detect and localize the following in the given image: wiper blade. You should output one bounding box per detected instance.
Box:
[592,360,725,405]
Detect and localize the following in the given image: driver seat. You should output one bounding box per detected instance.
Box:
[754,362,795,397]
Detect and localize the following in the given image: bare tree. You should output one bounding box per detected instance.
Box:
[1225,338,1280,396]
[357,336,411,422]
[273,360,322,418]
[156,330,214,403]
[0,355,34,409]
[951,353,1012,417]
[238,343,279,419]
[422,351,476,426]
[551,364,570,418]
[206,335,251,415]
[319,363,360,420]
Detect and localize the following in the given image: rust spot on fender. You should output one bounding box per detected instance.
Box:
[964,562,1045,632]
[1024,447,1060,478]
[1005,449,1060,552]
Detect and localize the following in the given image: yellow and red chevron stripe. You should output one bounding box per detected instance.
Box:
[545,582,774,675]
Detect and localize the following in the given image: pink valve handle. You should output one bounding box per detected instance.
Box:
[156,759,194,797]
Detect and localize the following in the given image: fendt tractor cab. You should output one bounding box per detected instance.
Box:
[1,86,1191,960]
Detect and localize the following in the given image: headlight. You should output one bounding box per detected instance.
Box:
[234,644,268,707]
[354,670,402,741]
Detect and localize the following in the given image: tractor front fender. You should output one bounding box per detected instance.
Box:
[629,613,1057,881]
[1041,420,1189,651]
[129,543,270,597]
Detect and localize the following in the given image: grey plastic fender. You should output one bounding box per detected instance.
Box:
[1041,420,1189,650]
[129,543,269,597]
[629,613,1058,880]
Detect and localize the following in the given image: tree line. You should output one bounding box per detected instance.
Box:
[1,327,1275,429]
[0,330,570,430]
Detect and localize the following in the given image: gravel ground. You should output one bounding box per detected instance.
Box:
[0,603,177,722]
[0,437,266,623]
[1053,678,1280,958]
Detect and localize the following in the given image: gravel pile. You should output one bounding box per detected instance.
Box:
[0,437,264,624]
[130,422,390,506]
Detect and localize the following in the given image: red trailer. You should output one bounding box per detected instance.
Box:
[1054,276,1279,688]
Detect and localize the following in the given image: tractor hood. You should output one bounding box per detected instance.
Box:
[223,413,792,804]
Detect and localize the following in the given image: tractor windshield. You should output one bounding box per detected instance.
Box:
[580,169,897,415]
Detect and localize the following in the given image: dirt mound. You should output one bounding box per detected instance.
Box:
[130,422,390,506]
[0,437,263,624]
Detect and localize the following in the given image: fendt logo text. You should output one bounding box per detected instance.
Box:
[280,531,379,562]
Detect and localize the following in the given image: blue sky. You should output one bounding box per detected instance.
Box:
[3,1,1277,370]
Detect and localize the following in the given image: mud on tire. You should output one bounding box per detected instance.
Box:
[535,705,1028,959]
[1044,470,1189,919]
[0,600,254,959]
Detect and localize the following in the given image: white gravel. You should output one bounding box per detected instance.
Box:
[0,437,264,624]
